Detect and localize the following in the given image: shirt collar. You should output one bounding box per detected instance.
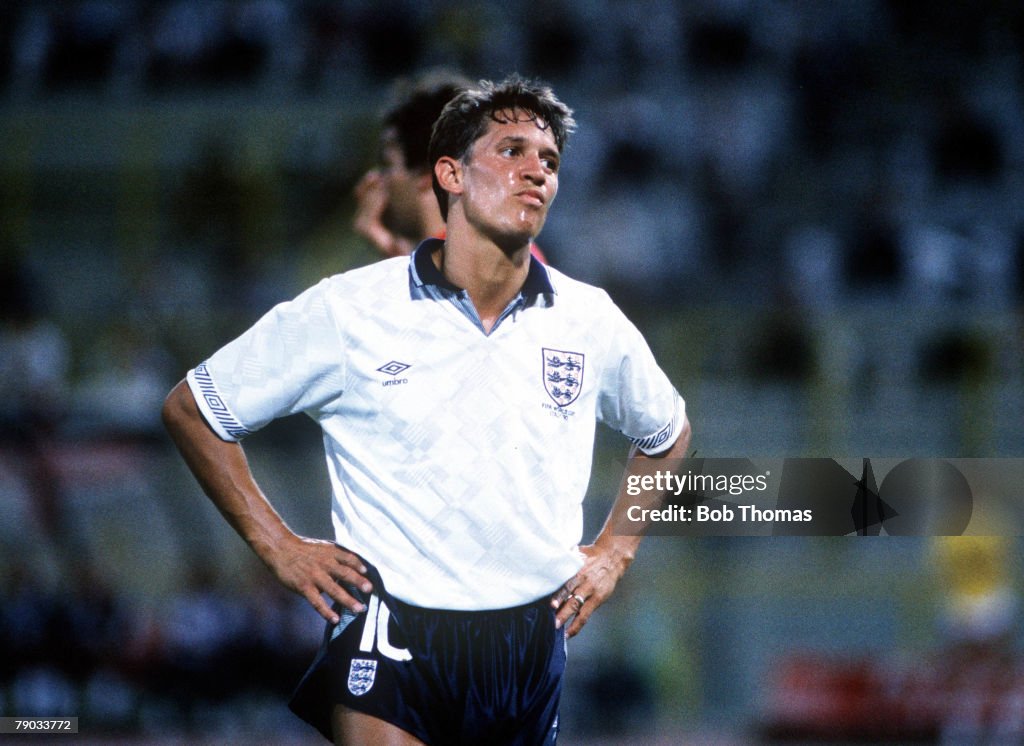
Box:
[411,238,555,297]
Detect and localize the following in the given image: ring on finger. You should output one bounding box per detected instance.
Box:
[570,593,585,609]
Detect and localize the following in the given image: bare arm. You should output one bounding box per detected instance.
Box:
[161,380,372,623]
[552,415,692,637]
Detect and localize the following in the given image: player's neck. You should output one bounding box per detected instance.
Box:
[437,225,531,332]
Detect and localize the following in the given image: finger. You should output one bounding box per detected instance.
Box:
[553,589,586,629]
[553,602,570,630]
[330,550,372,588]
[550,587,567,609]
[318,577,367,616]
[329,561,373,594]
[303,586,342,625]
[296,553,369,618]
[550,576,583,608]
[331,547,368,574]
[566,607,591,638]
[550,589,574,622]
[564,591,601,637]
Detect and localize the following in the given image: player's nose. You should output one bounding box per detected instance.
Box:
[521,154,547,184]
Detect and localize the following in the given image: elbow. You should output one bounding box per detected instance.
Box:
[678,416,693,455]
[161,380,191,436]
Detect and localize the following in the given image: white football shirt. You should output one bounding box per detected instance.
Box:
[188,239,686,610]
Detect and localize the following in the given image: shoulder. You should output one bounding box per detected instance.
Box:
[541,266,656,363]
[324,255,409,289]
[261,258,412,336]
[543,265,619,317]
[313,256,411,305]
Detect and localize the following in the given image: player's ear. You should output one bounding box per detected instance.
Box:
[434,156,463,197]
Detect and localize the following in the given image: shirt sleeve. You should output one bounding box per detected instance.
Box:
[596,300,687,456]
[186,278,346,442]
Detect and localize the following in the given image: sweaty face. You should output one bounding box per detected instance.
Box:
[457,110,561,247]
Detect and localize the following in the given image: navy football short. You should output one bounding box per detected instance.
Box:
[289,564,566,745]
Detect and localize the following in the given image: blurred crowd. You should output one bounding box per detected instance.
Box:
[2,0,1024,740]
[1,554,319,737]
[2,0,1023,308]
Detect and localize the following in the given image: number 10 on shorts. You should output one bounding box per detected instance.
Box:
[359,594,412,662]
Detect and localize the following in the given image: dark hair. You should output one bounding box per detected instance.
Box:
[381,69,473,172]
[429,75,576,220]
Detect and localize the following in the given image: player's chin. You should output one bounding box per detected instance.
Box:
[491,221,543,253]
[515,212,548,240]
[497,228,544,254]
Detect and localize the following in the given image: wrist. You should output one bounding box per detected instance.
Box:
[594,534,639,574]
[250,521,300,569]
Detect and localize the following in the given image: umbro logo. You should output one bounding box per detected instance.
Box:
[377,361,410,387]
[377,361,411,376]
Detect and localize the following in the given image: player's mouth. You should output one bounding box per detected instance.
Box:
[516,189,546,207]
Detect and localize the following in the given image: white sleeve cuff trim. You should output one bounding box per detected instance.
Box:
[632,393,686,456]
[187,362,252,442]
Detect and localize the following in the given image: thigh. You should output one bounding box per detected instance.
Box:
[332,705,426,746]
[291,590,429,742]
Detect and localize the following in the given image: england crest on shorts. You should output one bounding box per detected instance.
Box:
[347,658,377,696]
[542,348,585,407]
